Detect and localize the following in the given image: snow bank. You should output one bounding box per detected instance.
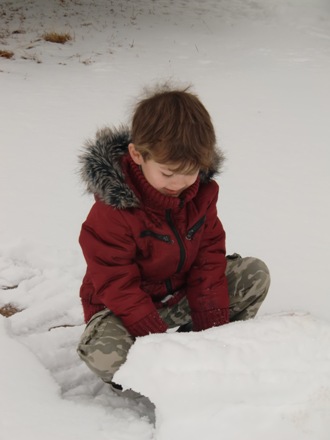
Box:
[115,313,330,440]
[0,316,154,440]
[0,243,155,439]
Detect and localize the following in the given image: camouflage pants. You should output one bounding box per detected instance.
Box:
[77,254,270,384]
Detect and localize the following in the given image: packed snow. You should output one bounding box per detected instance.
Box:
[1,0,330,439]
[116,313,330,440]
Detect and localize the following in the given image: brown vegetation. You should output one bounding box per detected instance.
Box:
[0,304,21,317]
[42,32,72,44]
[0,50,14,59]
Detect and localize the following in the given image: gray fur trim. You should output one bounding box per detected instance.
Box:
[79,125,140,209]
[79,125,225,208]
[199,148,225,182]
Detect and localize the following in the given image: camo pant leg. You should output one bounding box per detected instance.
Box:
[76,300,192,383]
[162,254,270,328]
[77,310,132,383]
[226,253,270,321]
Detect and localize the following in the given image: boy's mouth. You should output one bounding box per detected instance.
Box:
[163,188,181,196]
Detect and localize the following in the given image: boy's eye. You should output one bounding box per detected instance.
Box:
[161,172,174,177]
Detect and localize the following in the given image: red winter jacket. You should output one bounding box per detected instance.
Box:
[79,126,229,337]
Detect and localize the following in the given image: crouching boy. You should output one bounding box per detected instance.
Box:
[77,85,270,392]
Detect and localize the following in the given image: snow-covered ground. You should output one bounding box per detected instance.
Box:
[1,0,330,439]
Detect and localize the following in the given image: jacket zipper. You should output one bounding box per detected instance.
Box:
[165,278,173,295]
[186,215,206,240]
[165,209,186,274]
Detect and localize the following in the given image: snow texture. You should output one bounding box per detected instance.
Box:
[116,313,330,439]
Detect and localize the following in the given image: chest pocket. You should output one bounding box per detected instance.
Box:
[140,230,173,243]
[186,215,206,240]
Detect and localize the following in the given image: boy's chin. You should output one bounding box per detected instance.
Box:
[162,189,181,197]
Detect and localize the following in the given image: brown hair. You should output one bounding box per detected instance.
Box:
[131,86,217,174]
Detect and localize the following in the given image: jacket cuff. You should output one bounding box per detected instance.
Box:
[125,311,168,337]
[191,308,229,331]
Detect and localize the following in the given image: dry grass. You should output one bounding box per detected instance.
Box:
[0,49,14,59]
[48,324,77,331]
[42,31,72,44]
[0,304,21,317]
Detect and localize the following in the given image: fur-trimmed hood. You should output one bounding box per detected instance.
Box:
[79,126,139,209]
[79,126,224,209]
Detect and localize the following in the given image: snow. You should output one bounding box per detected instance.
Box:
[0,316,153,440]
[116,313,330,440]
[0,0,330,439]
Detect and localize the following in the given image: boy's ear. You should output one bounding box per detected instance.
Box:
[128,143,144,165]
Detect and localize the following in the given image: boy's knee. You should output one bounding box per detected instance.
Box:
[77,338,129,383]
[254,258,270,287]
[247,257,271,301]
[77,312,134,382]
[238,256,270,294]
[227,255,270,290]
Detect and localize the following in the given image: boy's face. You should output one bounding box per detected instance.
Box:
[129,144,199,197]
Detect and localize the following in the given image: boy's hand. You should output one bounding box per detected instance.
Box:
[126,310,168,337]
[191,308,229,331]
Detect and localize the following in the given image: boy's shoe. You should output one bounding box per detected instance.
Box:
[109,381,146,400]
[110,381,123,391]
[109,381,156,423]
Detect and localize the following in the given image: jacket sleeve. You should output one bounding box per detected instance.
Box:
[186,182,229,331]
[79,201,168,337]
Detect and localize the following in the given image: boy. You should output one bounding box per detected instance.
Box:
[77,85,270,392]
